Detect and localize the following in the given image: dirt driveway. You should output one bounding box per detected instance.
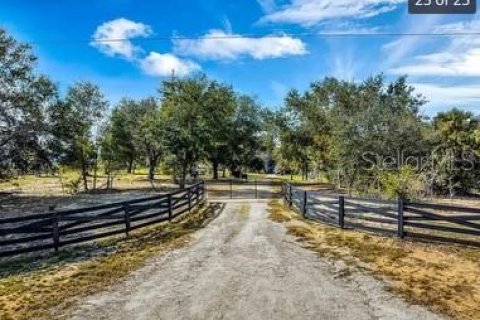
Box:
[67,201,445,320]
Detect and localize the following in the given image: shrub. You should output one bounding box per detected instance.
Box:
[377,166,423,199]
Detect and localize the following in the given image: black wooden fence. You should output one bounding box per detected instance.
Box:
[0,182,205,258]
[282,183,480,247]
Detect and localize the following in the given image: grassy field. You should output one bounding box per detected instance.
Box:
[0,170,188,219]
[0,203,221,320]
[268,200,480,320]
[0,171,176,196]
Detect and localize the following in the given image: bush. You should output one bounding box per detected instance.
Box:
[377,166,423,199]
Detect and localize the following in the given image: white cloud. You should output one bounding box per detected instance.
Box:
[382,15,442,69]
[413,82,480,107]
[91,18,152,60]
[433,17,480,33]
[173,30,307,60]
[388,17,480,77]
[259,0,405,26]
[91,18,201,77]
[390,49,480,76]
[140,52,201,77]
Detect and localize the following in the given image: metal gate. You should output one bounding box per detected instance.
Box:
[204,180,282,199]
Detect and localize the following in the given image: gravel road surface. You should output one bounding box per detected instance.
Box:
[68,201,445,320]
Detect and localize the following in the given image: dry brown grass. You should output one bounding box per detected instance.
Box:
[267,200,480,320]
[0,203,221,320]
[0,173,175,197]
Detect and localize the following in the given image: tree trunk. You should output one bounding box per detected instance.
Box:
[179,164,187,189]
[93,157,98,190]
[79,149,88,191]
[222,167,226,178]
[212,160,219,180]
[148,153,157,181]
[81,162,88,191]
[127,159,134,174]
[106,159,112,190]
[148,160,155,180]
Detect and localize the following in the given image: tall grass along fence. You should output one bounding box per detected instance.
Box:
[0,182,205,258]
[282,183,480,247]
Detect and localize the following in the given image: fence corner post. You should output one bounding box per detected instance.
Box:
[188,187,192,212]
[168,193,173,222]
[51,206,59,253]
[302,190,308,218]
[124,204,131,238]
[339,196,345,229]
[397,198,404,239]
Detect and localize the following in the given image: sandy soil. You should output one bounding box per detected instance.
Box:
[66,201,445,320]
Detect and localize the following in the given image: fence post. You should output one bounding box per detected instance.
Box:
[397,198,404,239]
[230,179,233,199]
[168,193,173,222]
[302,190,308,217]
[188,187,192,212]
[201,181,205,202]
[51,206,59,253]
[339,196,345,229]
[289,185,293,208]
[124,204,131,238]
[255,180,258,199]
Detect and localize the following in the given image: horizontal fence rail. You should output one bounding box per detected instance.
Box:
[0,182,206,258]
[282,183,480,247]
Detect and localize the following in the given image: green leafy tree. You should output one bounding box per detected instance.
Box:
[432,108,479,196]
[330,76,426,193]
[202,81,236,180]
[0,29,58,177]
[275,75,427,193]
[49,82,108,191]
[107,99,142,173]
[136,97,165,180]
[160,75,209,188]
[227,95,263,176]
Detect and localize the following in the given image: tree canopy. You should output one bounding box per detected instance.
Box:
[2,27,480,198]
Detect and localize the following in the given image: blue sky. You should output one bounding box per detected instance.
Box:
[1,1,480,116]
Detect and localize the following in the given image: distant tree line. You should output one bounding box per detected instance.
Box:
[2,28,479,198]
[273,76,480,198]
[101,76,265,188]
[0,29,267,190]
